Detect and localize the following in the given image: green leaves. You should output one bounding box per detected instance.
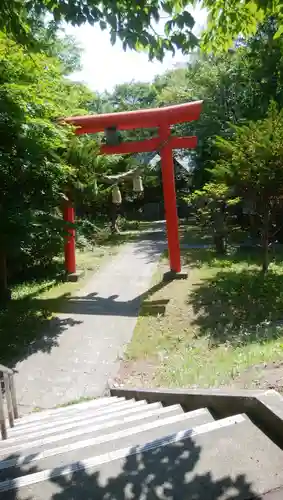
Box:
[274,23,283,39]
[212,102,283,226]
[0,29,95,264]
[200,0,283,52]
[189,181,238,254]
[190,182,238,208]
[210,101,283,271]
[0,0,199,61]
[4,0,283,60]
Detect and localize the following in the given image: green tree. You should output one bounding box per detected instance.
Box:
[152,54,243,188]
[202,0,283,52]
[155,67,189,105]
[0,30,94,295]
[236,18,283,118]
[6,0,283,61]
[156,19,283,190]
[190,182,239,254]
[213,103,283,273]
[106,82,158,112]
[103,82,158,142]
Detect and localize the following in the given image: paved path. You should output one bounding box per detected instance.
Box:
[15,229,165,414]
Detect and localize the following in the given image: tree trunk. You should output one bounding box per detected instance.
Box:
[249,213,258,239]
[213,204,226,255]
[213,233,226,255]
[261,209,270,274]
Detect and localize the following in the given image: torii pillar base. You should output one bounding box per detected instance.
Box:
[65,271,84,282]
[163,270,188,282]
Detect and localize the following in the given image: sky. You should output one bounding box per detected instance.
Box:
[65,5,207,93]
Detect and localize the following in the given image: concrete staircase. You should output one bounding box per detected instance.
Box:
[0,396,283,499]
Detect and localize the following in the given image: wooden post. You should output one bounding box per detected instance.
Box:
[9,374,18,419]
[0,383,7,440]
[4,373,14,428]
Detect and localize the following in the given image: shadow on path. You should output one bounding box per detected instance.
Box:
[53,278,171,318]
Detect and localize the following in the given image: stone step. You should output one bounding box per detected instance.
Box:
[1,414,283,499]
[0,403,183,459]
[0,400,150,456]
[4,400,150,442]
[0,408,213,481]
[14,397,122,426]
[0,404,189,480]
[0,402,164,458]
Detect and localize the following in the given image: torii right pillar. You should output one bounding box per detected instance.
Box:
[159,124,182,275]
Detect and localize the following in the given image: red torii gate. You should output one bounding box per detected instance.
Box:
[63,100,202,278]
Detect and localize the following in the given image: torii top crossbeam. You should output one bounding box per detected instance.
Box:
[63,101,202,134]
[63,101,202,277]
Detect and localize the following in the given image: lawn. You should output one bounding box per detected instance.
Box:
[117,226,283,392]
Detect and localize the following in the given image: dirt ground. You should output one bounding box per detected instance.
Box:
[227,360,283,393]
[113,359,283,394]
[112,360,159,389]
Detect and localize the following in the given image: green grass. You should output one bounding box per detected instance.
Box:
[179,219,248,247]
[88,221,157,248]
[32,395,96,412]
[55,396,96,408]
[124,225,283,390]
[179,220,212,245]
[120,220,159,231]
